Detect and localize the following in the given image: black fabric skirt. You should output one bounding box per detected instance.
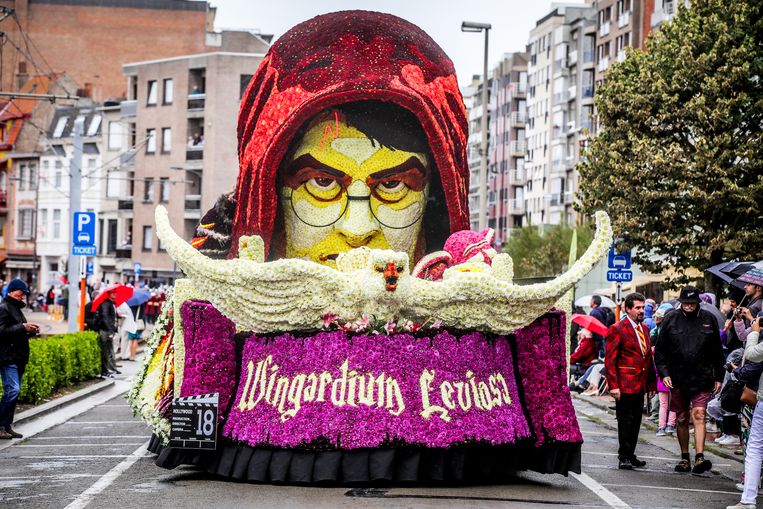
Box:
[148,434,581,485]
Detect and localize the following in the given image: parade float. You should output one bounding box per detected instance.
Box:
[129,10,613,484]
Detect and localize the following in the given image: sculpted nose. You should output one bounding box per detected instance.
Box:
[335,181,380,246]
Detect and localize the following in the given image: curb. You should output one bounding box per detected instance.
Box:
[572,392,744,465]
[14,378,116,426]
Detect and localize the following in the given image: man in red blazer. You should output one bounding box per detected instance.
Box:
[605,292,657,470]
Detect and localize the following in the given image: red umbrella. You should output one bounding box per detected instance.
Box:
[91,284,134,312]
[571,314,610,337]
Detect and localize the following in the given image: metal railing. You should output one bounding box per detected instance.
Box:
[187,93,206,111]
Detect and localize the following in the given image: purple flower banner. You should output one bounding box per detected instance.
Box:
[179,301,582,450]
[223,330,532,449]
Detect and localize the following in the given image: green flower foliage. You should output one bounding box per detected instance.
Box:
[11,332,102,404]
[504,223,593,280]
[577,0,763,287]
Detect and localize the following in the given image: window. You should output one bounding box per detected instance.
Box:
[17,209,33,238]
[161,128,171,153]
[29,163,37,190]
[18,164,27,191]
[106,171,121,197]
[144,178,154,202]
[108,121,123,150]
[53,209,61,239]
[160,177,170,202]
[87,158,97,186]
[39,209,47,239]
[146,129,156,153]
[87,115,102,136]
[107,219,118,254]
[52,116,68,138]
[142,225,153,251]
[240,74,253,99]
[163,78,173,105]
[54,161,63,188]
[147,80,158,105]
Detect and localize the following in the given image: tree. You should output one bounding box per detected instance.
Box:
[504,224,593,280]
[577,0,763,292]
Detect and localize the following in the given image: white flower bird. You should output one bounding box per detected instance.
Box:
[155,206,612,334]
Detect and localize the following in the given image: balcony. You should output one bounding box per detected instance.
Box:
[115,246,132,259]
[119,148,136,166]
[509,140,526,155]
[187,93,206,111]
[551,159,566,174]
[510,198,525,214]
[582,85,595,99]
[616,50,627,63]
[185,194,202,211]
[509,82,527,96]
[568,50,578,65]
[117,199,133,210]
[553,91,569,105]
[186,146,204,161]
[599,21,610,37]
[550,193,566,207]
[510,111,527,125]
[582,50,595,64]
[618,10,630,28]
[120,100,137,118]
[597,56,610,72]
[512,169,525,182]
[651,1,676,27]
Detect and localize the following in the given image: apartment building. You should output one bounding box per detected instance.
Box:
[487,53,529,241]
[463,75,489,231]
[651,0,688,29]
[122,35,268,284]
[594,0,651,82]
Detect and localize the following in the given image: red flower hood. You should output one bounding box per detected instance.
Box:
[232,10,470,259]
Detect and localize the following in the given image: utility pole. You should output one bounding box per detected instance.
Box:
[67,118,83,332]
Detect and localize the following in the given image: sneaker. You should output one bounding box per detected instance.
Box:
[736,483,744,492]
[715,434,729,443]
[675,459,691,473]
[718,435,741,446]
[726,503,755,509]
[666,425,677,434]
[0,429,13,440]
[5,427,22,439]
[692,457,713,474]
[630,456,646,468]
[656,428,667,437]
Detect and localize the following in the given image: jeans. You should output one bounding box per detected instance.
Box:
[99,330,117,373]
[742,401,763,504]
[659,391,676,428]
[0,364,23,429]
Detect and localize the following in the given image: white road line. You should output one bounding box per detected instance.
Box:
[63,441,150,509]
[16,443,146,448]
[19,455,133,459]
[582,451,732,466]
[0,475,101,479]
[601,483,740,496]
[31,435,149,440]
[571,472,632,509]
[62,421,139,424]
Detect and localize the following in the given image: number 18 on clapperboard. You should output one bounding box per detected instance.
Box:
[169,393,219,449]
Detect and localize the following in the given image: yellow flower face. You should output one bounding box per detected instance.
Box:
[280,115,430,267]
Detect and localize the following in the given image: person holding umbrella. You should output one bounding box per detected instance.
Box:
[92,284,133,377]
[604,292,656,470]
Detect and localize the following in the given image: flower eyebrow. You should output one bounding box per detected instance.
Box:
[368,157,428,181]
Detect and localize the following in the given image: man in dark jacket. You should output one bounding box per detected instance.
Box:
[655,285,725,474]
[590,295,610,357]
[0,279,40,439]
[97,290,119,377]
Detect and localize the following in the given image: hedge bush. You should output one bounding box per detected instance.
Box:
[9,332,102,404]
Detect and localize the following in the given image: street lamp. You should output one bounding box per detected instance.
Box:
[461,21,491,230]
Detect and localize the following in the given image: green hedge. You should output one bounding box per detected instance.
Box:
[12,332,102,404]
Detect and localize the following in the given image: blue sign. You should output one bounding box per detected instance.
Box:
[72,245,96,256]
[73,212,96,246]
[607,270,633,282]
[134,262,142,275]
[86,261,94,275]
[607,248,631,270]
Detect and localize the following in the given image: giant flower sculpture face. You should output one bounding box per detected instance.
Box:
[280,113,430,267]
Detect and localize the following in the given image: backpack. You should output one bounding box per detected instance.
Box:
[84,305,102,331]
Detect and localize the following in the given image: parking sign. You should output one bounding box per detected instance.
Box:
[73,212,96,246]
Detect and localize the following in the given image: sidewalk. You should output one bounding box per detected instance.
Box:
[573,392,745,468]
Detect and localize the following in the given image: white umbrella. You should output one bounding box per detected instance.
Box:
[575,295,617,309]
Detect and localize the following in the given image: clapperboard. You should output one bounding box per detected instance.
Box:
[169,393,219,450]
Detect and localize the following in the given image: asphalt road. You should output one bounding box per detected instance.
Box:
[0,365,747,509]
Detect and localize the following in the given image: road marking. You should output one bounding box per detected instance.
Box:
[601,483,739,496]
[571,472,631,509]
[20,455,134,459]
[582,451,732,466]
[63,441,149,509]
[31,435,149,440]
[0,475,101,479]
[16,443,146,448]
[63,421,139,424]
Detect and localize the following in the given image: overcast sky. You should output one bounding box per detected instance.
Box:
[212,1,587,87]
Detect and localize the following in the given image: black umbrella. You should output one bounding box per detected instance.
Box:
[705,261,756,290]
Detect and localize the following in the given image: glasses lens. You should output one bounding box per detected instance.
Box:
[369,199,426,229]
[286,190,348,228]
